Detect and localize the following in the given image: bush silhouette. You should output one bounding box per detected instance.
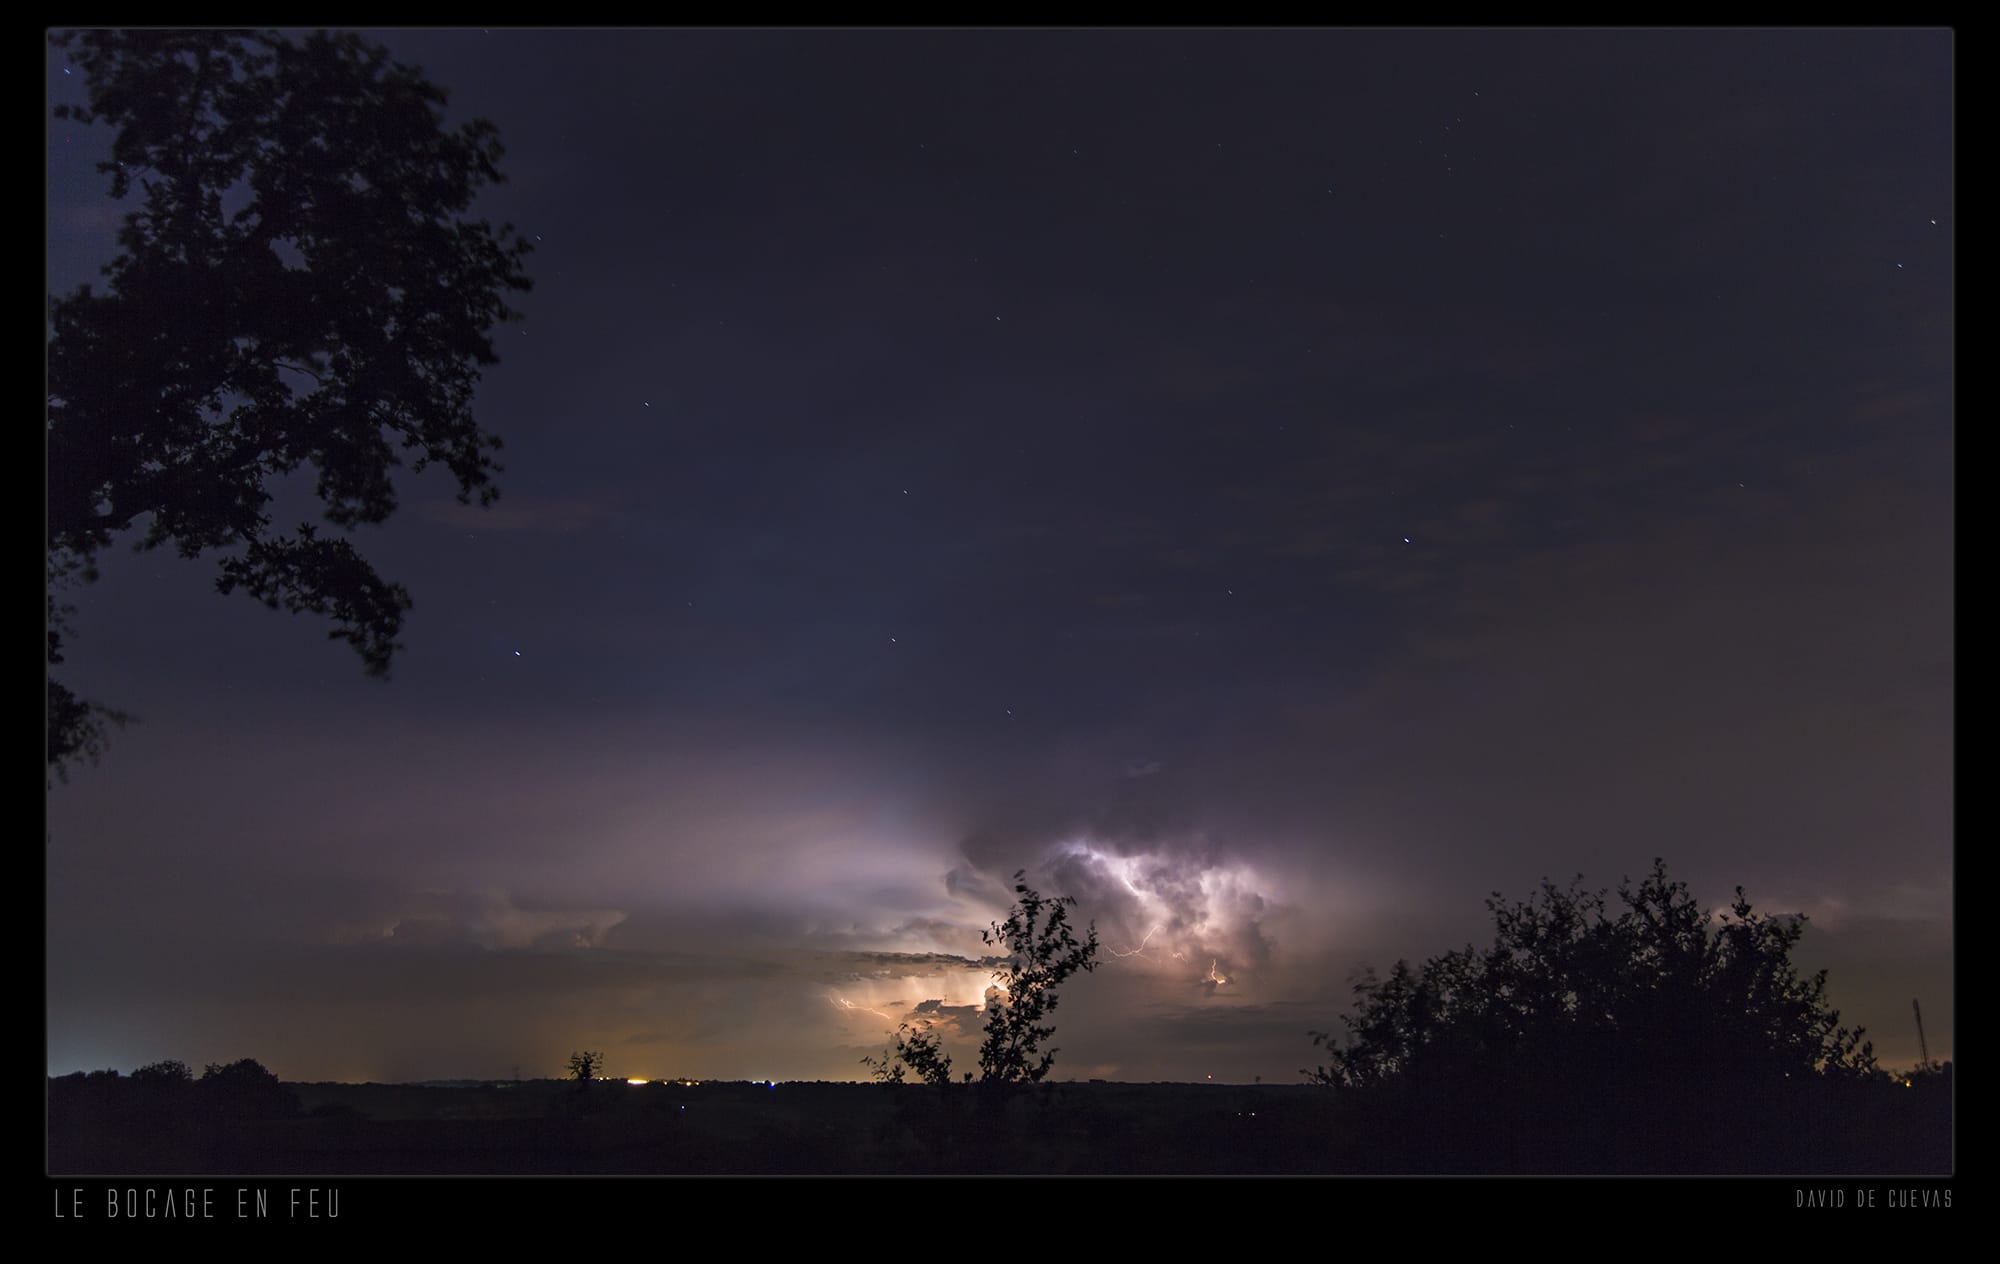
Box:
[1305,859,1890,1172]
[1308,858,1876,1089]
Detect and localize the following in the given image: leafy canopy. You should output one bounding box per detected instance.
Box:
[46,29,533,777]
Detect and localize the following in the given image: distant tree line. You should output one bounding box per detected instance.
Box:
[53,1056,302,1115]
[47,1057,304,1173]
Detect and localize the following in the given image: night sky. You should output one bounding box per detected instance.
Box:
[45,29,1952,1084]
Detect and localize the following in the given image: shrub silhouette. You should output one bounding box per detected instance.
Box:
[1304,859,1888,1171]
[1308,858,1876,1090]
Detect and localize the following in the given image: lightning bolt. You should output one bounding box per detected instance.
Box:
[830,995,894,1024]
[1109,922,1166,960]
[1207,959,1230,987]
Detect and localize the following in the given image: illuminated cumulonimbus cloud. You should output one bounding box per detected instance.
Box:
[819,833,1311,1051]
[1040,837,1280,993]
[821,964,998,1043]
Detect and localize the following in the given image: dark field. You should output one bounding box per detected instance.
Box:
[48,1073,1951,1176]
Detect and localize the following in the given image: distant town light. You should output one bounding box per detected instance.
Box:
[626,1078,649,1086]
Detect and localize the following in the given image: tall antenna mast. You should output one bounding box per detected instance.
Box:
[1912,998,1931,1072]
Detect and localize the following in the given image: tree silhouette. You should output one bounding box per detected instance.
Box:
[855,874,1101,1091]
[566,1050,603,1082]
[46,29,533,778]
[977,871,1101,1085]
[131,1058,194,1086]
[1305,858,1879,1092]
[197,1057,298,1118]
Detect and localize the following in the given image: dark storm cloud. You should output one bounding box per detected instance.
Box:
[374,889,627,951]
[814,951,1010,978]
[905,998,984,1035]
[940,862,1008,908]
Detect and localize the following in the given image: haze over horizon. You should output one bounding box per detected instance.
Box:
[46,28,1951,1087]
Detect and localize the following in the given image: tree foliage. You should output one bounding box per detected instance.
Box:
[977,871,1101,1085]
[1305,858,1878,1092]
[46,28,532,778]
